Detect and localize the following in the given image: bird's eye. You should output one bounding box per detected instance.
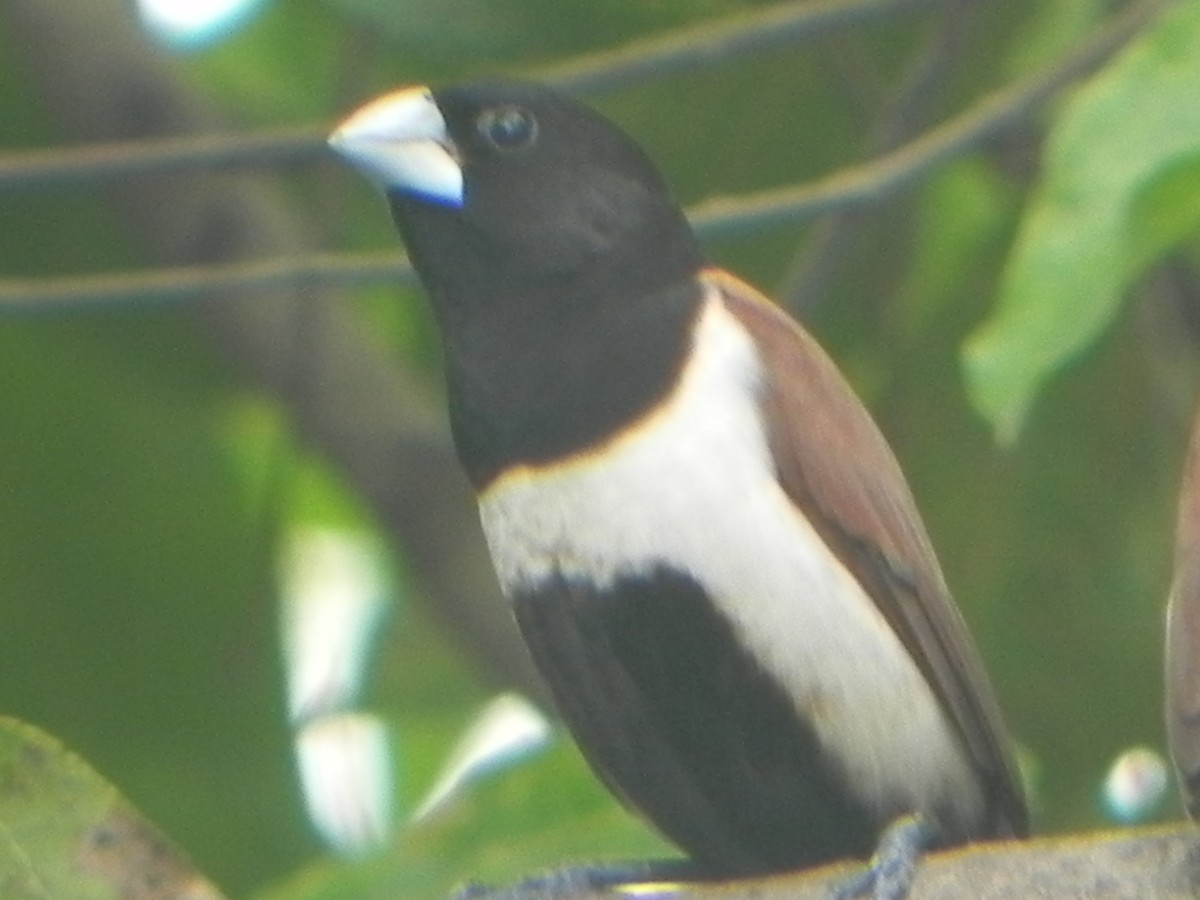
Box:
[477,106,538,151]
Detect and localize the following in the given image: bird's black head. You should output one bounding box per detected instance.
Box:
[330,80,707,484]
[329,80,705,318]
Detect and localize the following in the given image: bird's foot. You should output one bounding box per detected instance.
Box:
[831,815,937,900]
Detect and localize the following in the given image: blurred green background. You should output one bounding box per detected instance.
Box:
[1,0,1199,897]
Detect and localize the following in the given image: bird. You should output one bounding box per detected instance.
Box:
[328,79,1028,894]
[1166,409,1200,819]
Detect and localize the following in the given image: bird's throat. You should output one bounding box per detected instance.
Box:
[442,275,704,490]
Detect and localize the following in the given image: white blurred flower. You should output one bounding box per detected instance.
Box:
[279,527,390,724]
[136,0,266,48]
[279,526,394,855]
[1102,745,1168,823]
[410,693,553,825]
[295,713,394,856]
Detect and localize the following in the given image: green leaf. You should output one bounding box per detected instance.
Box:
[0,717,225,900]
[963,1,1200,442]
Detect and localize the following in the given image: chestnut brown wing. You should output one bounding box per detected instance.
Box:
[710,268,1028,839]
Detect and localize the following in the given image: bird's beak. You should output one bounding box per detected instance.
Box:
[328,86,464,208]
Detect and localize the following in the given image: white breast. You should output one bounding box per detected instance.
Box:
[478,289,982,823]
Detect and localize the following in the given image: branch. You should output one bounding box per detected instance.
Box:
[540,0,948,94]
[0,251,415,313]
[0,0,1170,314]
[687,0,1175,240]
[0,123,323,192]
[0,0,943,192]
[559,826,1200,900]
[778,3,979,315]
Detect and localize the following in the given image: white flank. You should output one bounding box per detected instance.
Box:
[478,287,983,823]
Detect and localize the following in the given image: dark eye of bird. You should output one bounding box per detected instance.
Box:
[478,106,538,151]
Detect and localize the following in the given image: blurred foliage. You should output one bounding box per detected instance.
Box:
[0,716,226,899]
[255,737,675,900]
[1,0,1199,897]
[965,0,1200,440]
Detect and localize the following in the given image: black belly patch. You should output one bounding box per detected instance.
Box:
[511,567,882,875]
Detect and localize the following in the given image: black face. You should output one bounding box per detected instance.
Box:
[392,81,702,293]
[379,81,707,487]
[446,82,676,257]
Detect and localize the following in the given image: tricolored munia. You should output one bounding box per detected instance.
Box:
[1166,408,1200,819]
[329,80,1028,898]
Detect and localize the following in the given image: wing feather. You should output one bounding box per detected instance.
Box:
[709,268,1028,838]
